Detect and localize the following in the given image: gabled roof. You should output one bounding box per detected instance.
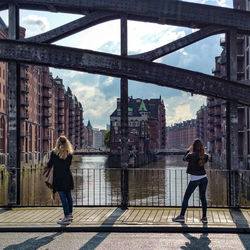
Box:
[139,100,147,112]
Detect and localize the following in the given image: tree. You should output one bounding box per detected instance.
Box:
[104,130,110,148]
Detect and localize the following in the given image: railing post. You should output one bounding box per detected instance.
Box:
[120,15,129,209]
[226,29,239,207]
[7,3,21,205]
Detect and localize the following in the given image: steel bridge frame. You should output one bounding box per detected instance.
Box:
[0,0,248,207]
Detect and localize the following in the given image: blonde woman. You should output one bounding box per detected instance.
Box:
[47,135,74,225]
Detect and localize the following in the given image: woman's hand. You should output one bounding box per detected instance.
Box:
[188,145,193,152]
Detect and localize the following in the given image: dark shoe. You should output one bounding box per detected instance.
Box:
[173,215,184,222]
[201,217,207,223]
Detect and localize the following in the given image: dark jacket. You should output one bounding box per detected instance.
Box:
[47,151,74,192]
[183,150,208,175]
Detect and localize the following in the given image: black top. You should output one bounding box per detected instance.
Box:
[183,150,208,176]
[47,151,74,192]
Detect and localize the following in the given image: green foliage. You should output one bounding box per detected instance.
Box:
[104,130,110,148]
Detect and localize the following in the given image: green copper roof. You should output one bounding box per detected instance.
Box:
[139,100,147,112]
[49,72,53,76]
[55,80,61,85]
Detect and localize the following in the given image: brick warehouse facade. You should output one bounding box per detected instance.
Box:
[206,0,250,169]
[110,97,166,155]
[0,18,84,164]
[166,119,197,150]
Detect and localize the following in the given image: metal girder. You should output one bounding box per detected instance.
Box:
[5,0,250,34]
[0,3,8,11]
[131,26,226,61]
[0,39,250,106]
[26,11,118,43]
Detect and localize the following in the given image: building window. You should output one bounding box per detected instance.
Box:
[0,116,5,153]
[247,49,249,67]
[29,125,32,152]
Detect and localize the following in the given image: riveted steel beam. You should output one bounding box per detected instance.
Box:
[26,11,119,43]
[131,26,226,61]
[5,0,250,34]
[0,39,250,106]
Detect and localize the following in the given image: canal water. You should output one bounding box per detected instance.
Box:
[1,155,247,207]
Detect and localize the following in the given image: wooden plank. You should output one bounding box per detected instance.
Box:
[134,209,146,223]
[241,210,250,224]
[46,210,63,223]
[211,210,221,223]
[118,209,135,222]
[92,208,114,222]
[20,210,43,222]
[193,210,200,223]
[217,210,227,223]
[4,210,31,223]
[206,210,213,223]
[166,209,177,223]
[73,209,92,222]
[126,209,140,222]
[140,209,151,222]
[160,209,170,223]
[223,210,233,223]
[37,210,58,222]
[153,210,164,223]
[86,208,105,222]
[147,209,158,223]
[80,209,100,221]
[0,211,23,222]
[186,210,193,223]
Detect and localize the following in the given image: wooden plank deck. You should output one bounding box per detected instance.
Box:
[0,207,249,229]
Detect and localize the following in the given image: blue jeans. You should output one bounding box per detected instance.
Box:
[58,191,73,217]
[180,177,208,217]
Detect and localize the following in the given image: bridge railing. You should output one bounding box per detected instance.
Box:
[0,167,249,207]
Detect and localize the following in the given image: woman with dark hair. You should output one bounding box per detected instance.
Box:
[173,139,209,223]
[47,135,74,225]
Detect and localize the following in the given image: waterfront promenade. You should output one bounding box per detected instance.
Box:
[0,207,249,233]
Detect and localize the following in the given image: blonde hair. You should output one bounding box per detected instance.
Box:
[54,135,74,159]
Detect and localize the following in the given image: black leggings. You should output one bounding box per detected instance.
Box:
[180,177,208,217]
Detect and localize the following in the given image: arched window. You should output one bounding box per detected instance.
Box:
[0,116,5,153]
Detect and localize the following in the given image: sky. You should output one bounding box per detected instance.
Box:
[0,0,233,129]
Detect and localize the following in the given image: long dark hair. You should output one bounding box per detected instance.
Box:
[193,139,205,166]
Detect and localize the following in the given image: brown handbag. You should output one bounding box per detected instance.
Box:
[42,165,53,190]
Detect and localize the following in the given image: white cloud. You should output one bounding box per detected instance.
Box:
[21,15,49,37]
[164,92,206,125]
[69,81,116,129]
[128,22,186,54]
[102,77,114,86]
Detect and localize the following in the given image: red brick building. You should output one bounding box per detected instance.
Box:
[166,119,197,150]
[110,97,166,154]
[207,0,249,168]
[196,105,208,149]
[0,18,85,164]
[0,18,8,158]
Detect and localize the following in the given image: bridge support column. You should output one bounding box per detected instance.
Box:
[120,15,129,209]
[7,4,21,205]
[226,29,239,207]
